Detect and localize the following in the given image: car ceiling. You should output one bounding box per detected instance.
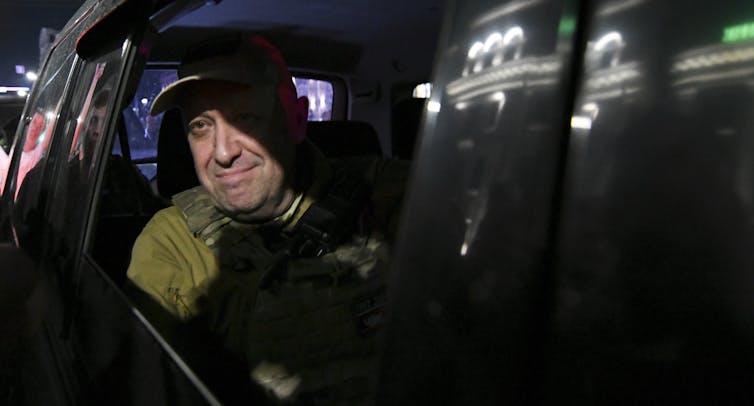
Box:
[152,0,445,77]
[171,0,444,46]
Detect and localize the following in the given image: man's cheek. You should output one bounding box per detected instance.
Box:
[189,139,210,161]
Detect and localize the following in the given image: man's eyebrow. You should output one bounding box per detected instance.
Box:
[188,111,215,120]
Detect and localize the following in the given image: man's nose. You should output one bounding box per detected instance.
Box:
[213,121,242,165]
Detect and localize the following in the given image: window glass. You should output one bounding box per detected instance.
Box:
[0,96,25,151]
[293,77,333,121]
[112,69,177,181]
[114,69,178,161]
[3,15,82,250]
[0,147,10,196]
[412,82,433,98]
[50,47,126,232]
[0,96,27,192]
[7,62,76,203]
[7,99,61,201]
[119,70,335,179]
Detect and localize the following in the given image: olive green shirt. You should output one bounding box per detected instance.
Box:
[127,149,408,320]
[126,144,408,404]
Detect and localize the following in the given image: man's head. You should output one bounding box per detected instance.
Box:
[151,35,309,222]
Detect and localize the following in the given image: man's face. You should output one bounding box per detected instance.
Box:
[181,80,297,222]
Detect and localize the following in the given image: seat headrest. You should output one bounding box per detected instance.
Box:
[306,120,382,157]
[156,109,199,199]
[391,98,426,160]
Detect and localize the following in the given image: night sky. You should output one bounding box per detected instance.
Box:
[0,0,84,87]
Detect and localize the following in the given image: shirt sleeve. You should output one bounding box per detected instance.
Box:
[127,206,218,319]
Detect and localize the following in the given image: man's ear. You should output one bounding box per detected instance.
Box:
[290,95,309,143]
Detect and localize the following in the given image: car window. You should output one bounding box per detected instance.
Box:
[0,96,24,193]
[2,4,99,251]
[0,95,25,150]
[47,48,127,254]
[113,69,178,180]
[117,69,177,160]
[411,82,432,98]
[4,50,75,205]
[293,77,334,121]
[118,68,337,180]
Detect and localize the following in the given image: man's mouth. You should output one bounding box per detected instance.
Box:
[214,165,257,186]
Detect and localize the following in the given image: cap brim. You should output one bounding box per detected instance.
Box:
[149,75,203,116]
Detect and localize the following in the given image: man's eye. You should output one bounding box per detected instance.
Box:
[188,120,210,136]
[189,121,206,130]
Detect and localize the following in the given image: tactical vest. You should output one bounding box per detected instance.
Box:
[172,162,390,405]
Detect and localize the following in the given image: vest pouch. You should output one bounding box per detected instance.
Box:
[245,251,387,405]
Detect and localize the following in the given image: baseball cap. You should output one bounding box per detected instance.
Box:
[150,35,294,115]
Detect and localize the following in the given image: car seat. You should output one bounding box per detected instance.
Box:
[155,108,199,200]
[391,98,426,160]
[306,120,383,157]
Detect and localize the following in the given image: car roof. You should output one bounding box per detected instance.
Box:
[149,0,445,79]
[169,0,444,47]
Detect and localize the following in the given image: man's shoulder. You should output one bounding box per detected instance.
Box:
[138,205,193,241]
[150,204,186,223]
[170,186,231,236]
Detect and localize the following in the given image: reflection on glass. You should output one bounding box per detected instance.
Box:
[464,26,526,76]
[0,148,9,195]
[722,21,754,44]
[597,0,647,16]
[14,109,56,200]
[668,16,754,211]
[412,82,433,98]
[671,39,754,91]
[576,28,643,108]
[70,63,107,162]
[594,32,623,56]
[446,3,567,256]
[570,102,600,131]
[471,0,543,28]
[570,115,593,130]
[558,15,576,37]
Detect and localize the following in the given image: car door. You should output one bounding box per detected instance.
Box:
[379,0,754,404]
[377,0,581,403]
[0,1,220,404]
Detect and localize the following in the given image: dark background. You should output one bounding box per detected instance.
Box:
[0,0,84,88]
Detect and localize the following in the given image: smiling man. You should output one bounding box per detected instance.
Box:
[126,35,408,404]
[183,79,299,222]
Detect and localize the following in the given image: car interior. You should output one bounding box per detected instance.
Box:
[89,0,444,300]
[63,3,447,401]
[8,0,754,404]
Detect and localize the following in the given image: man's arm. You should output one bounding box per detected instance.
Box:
[127,206,218,319]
